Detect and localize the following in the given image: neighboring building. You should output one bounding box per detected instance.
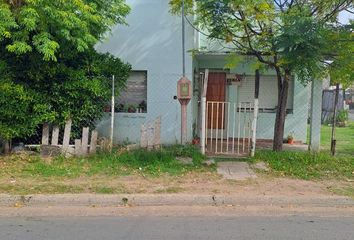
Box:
[96,0,312,151]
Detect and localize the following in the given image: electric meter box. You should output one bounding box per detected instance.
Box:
[177,77,192,100]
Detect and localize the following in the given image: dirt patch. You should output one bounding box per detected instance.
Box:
[0,170,349,199]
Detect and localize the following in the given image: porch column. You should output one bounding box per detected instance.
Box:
[309,78,323,152]
[201,97,206,154]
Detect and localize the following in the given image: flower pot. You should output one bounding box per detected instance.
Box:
[128,108,135,113]
[192,138,200,145]
[287,139,294,144]
[104,106,111,112]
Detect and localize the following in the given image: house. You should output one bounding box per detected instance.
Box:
[95,0,320,154]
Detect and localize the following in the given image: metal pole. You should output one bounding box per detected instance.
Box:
[110,75,115,151]
[182,0,186,77]
[331,83,340,156]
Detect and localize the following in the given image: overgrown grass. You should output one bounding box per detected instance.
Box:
[254,150,354,180]
[85,144,206,177]
[0,144,208,179]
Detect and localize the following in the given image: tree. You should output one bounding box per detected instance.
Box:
[1,48,131,132]
[0,0,131,150]
[170,0,353,151]
[0,0,129,61]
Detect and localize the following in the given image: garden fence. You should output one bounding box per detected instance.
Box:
[11,73,351,156]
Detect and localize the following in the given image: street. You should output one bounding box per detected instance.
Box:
[1,216,353,240]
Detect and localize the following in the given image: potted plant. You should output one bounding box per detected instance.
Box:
[139,100,147,113]
[127,104,136,113]
[192,137,200,145]
[104,105,111,112]
[287,133,294,144]
[191,122,200,145]
[116,103,125,113]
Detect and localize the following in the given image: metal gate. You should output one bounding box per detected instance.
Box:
[204,101,254,156]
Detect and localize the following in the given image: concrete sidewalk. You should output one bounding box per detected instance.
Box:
[217,162,257,180]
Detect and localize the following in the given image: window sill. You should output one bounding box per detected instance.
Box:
[116,112,147,119]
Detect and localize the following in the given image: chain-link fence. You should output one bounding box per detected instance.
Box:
[318,87,353,156]
[15,73,184,150]
[9,72,352,156]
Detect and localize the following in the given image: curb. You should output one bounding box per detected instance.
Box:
[1,194,353,208]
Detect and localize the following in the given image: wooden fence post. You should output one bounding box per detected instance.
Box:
[140,124,147,148]
[90,130,98,154]
[51,126,59,146]
[62,119,72,151]
[81,127,89,156]
[75,139,82,156]
[42,123,50,145]
[147,122,154,150]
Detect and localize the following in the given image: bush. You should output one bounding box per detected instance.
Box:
[337,110,349,123]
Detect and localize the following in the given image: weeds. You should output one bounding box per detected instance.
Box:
[0,144,207,179]
[254,150,354,180]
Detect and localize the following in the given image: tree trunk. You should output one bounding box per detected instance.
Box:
[273,70,290,151]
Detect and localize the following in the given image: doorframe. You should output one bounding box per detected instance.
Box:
[205,69,230,139]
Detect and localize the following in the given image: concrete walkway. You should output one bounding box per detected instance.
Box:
[217,162,257,180]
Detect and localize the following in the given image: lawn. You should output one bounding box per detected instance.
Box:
[253,121,354,182]
[253,150,354,180]
[319,122,354,155]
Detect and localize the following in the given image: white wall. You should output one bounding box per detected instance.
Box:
[96,0,195,144]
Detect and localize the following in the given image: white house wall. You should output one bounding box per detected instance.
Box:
[95,0,195,144]
[94,1,310,144]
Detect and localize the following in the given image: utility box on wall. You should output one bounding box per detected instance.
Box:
[177,77,192,102]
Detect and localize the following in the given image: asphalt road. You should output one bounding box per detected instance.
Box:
[0,216,353,240]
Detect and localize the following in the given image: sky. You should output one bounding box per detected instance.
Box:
[339,10,353,24]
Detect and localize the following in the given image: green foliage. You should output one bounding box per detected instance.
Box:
[337,110,349,123]
[170,0,353,151]
[0,60,50,140]
[1,48,131,132]
[170,0,353,85]
[0,81,38,140]
[0,0,131,143]
[327,21,354,87]
[0,0,130,61]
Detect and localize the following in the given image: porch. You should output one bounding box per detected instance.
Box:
[193,54,312,156]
